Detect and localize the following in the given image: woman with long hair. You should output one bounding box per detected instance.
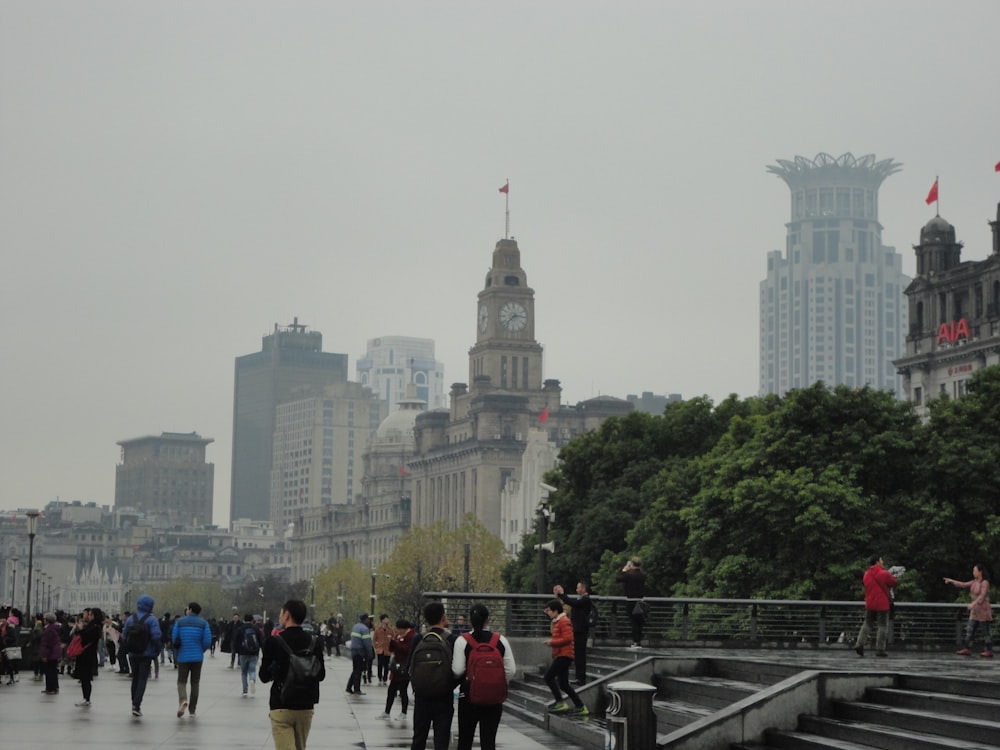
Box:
[73,607,104,707]
[450,604,516,750]
[944,564,993,658]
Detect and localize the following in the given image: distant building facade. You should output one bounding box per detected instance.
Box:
[270,380,387,530]
[627,391,683,415]
[115,431,215,527]
[356,336,447,412]
[231,319,349,522]
[894,203,1000,412]
[760,153,910,397]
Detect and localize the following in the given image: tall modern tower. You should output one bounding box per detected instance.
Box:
[760,153,910,397]
[230,319,348,523]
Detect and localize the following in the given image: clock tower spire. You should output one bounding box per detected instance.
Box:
[469,238,543,393]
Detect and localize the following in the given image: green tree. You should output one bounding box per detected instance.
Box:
[380,516,507,624]
[312,559,371,623]
[143,578,229,620]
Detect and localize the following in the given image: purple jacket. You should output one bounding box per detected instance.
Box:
[40,621,62,661]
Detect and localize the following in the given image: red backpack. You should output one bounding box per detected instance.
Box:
[462,631,508,705]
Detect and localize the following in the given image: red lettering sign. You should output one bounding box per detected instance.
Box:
[936,318,971,345]
[947,364,974,376]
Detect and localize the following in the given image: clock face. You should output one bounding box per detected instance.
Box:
[478,304,489,333]
[499,302,527,331]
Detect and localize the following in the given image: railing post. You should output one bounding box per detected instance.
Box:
[681,601,689,640]
[750,603,758,641]
[818,605,826,644]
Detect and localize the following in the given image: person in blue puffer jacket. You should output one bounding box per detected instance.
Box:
[171,601,213,718]
[122,594,163,717]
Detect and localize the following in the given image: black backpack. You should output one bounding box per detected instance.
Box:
[275,634,323,706]
[241,624,260,654]
[409,631,453,698]
[124,613,152,654]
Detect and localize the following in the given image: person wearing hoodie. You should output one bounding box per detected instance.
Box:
[171,601,213,718]
[122,594,162,717]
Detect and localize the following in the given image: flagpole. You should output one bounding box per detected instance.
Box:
[505,178,510,239]
[936,174,940,217]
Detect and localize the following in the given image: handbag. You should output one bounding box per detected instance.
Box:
[66,634,90,658]
[631,600,649,618]
[388,656,408,678]
[2,646,22,661]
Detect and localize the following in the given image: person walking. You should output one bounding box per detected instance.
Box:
[221,612,241,668]
[542,599,587,715]
[345,613,373,695]
[408,601,457,750]
[171,601,212,718]
[944,564,993,658]
[122,594,163,717]
[383,619,415,719]
[853,555,898,658]
[616,557,648,648]
[451,603,516,750]
[39,612,62,695]
[236,612,263,696]
[73,607,103,707]
[259,599,326,750]
[373,614,394,686]
[554,581,593,684]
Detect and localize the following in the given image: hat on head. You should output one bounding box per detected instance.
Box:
[359,612,369,621]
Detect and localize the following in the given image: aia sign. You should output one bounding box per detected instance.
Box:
[937,318,970,345]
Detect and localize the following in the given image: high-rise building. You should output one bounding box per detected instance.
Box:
[231,319,348,523]
[895,203,1000,412]
[760,153,910,397]
[270,380,386,530]
[115,431,214,526]
[356,336,446,412]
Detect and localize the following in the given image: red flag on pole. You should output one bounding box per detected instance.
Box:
[539,406,549,422]
[995,161,1000,172]
[498,181,509,194]
[399,466,408,475]
[925,179,939,205]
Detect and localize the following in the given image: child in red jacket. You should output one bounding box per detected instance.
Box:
[543,600,587,715]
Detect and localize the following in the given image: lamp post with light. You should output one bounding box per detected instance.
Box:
[25,510,40,619]
[8,557,18,612]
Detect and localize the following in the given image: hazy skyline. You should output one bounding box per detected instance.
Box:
[3,1,999,525]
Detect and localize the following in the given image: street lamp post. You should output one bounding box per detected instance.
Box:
[8,557,18,611]
[25,510,40,619]
[370,569,389,615]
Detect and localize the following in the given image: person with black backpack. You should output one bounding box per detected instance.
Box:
[235,612,262,697]
[407,601,459,750]
[259,599,325,750]
[122,594,162,717]
[450,604,515,750]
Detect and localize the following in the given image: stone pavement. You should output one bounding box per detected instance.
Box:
[0,649,579,750]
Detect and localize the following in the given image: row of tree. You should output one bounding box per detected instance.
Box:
[504,368,1000,606]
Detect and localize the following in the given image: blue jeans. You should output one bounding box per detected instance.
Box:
[239,653,258,693]
[129,656,152,709]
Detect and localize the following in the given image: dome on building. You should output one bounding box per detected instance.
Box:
[374,395,425,444]
[921,215,956,244]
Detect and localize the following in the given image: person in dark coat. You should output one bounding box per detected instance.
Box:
[40,613,62,694]
[616,557,647,648]
[74,607,104,707]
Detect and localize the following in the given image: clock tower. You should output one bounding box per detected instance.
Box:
[469,238,543,392]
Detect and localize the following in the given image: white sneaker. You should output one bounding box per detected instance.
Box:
[250,680,256,695]
[75,700,91,707]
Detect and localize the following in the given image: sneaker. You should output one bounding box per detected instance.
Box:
[250,680,256,695]
[131,707,142,717]
[355,691,366,696]
[854,645,864,657]
[178,700,188,717]
[549,701,571,713]
[875,651,889,658]
[189,711,196,718]
[957,648,972,656]
[628,643,642,649]
[42,690,59,695]
[379,712,391,719]
[75,700,91,707]
[573,705,590,716]
[981,651,994,658]
[241,692,247,698]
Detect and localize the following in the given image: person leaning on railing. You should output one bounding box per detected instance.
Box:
[616,557,647,648]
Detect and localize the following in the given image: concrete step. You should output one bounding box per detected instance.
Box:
[763,727,897,749]
[864,685,1000,722]
[898,673,1000,701]
[795,714,1000,750]
[834,700,1000,746]
[656,674,763,708]
[652,696,714,732]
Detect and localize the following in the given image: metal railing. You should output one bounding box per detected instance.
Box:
[423,592,981,649]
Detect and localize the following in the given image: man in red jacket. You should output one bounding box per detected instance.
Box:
[853,555,898,658]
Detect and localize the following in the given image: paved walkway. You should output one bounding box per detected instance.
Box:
[0,649,576,749]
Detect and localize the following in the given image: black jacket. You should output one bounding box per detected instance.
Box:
[558,591,593,633]
[259,626,325,710]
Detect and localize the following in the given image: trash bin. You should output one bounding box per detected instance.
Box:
[605,680,657,750]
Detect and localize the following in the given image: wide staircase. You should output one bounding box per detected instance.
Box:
[734,674,1000,750]
[505,647,1000,749]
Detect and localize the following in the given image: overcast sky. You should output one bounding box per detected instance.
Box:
[3,1,998,525]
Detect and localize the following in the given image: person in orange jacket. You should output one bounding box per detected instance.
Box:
[542,600,587,715]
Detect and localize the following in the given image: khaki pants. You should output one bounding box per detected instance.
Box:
[269,708,314,750]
